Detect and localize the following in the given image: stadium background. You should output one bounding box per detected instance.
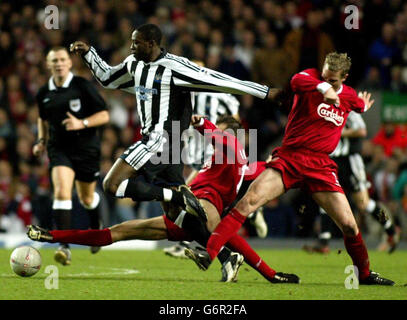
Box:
[0,0,407,247]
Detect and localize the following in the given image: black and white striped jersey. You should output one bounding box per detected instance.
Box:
[82,47,269,140]
[330,111,366,158]
[185,92,240,167]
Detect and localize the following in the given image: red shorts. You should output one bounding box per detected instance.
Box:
[191,186,224,215]
[162,214,193,242]
[266,146,344,194]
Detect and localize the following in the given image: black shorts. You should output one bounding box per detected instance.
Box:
[334,153,370,193]
[140,161,185,187]
[48,147,101,182]
[120,149,184,187]
[120,136,185,187]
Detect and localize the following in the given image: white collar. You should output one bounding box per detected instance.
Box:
[48,72,74,91]
[336,85,343,94]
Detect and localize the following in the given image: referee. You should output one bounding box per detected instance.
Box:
[70,24,278,225]
[33,46,109,265]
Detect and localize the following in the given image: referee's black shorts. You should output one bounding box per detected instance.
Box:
[334,153,370,193]
[48,146,101,182]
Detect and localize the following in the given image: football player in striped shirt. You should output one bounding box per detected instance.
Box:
[70,24,279,228]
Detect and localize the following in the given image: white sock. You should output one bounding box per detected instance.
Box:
[163,188,173,202]
[115,179,129,198]
[174,210,186,228]
[384,220,393,229]
[366,199,376,214]
[52,199,72,210]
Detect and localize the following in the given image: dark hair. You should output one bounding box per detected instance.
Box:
[137,24,162,45]
[216,115,243,136]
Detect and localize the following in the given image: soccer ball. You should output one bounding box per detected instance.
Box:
[10,246,42,277]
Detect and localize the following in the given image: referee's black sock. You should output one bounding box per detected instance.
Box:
[53,200,72,230]
[54,209,71,230]
[53,200,72,249]
[87,207,102,229]
[82,192,102,230]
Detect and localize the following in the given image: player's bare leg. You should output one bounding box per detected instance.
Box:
[205,168,285,261]
[27,216,169,246]
[200,199,221,232]
[110,216,168,241]
[312,192,358,236]
[234,168,285,217]
[312,191,394,285]
[102,158,137,196]
[181,199,244,281]
[203,168,300,284]
[103,158,205,218]
[51,165,75,266]
[183,198,294,283]
[76,180,103,254]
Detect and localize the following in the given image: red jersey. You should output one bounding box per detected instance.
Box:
[284,69,366,154]
[189,119,248,208]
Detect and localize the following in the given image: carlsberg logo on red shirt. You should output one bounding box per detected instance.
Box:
[317,103,344,126]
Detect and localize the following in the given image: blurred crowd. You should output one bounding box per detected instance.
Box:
[1,0,407,241]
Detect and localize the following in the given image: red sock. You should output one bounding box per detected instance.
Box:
[50,228,113,246]
[207,208,246,260]
[228,234,276,282]
[344,232,370,280]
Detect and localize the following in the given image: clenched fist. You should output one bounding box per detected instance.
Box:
[69,41,90,55]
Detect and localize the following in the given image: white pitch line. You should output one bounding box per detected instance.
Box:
[64,267,140,277]
[2,267,140,278]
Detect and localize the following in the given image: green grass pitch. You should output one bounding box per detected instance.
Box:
[1,247,406,300]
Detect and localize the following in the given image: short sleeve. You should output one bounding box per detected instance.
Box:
[347,88,366,113]
[78,78,108,113]
[35,88,47,120]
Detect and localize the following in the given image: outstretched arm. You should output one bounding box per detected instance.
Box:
[165,57,271,99]
[70,41,134,92]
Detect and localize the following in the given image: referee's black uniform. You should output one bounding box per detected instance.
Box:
[82,47,269,185]
[36,72,107,181]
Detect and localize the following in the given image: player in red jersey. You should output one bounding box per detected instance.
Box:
[27,115,299,284]
[199,52,395,286]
